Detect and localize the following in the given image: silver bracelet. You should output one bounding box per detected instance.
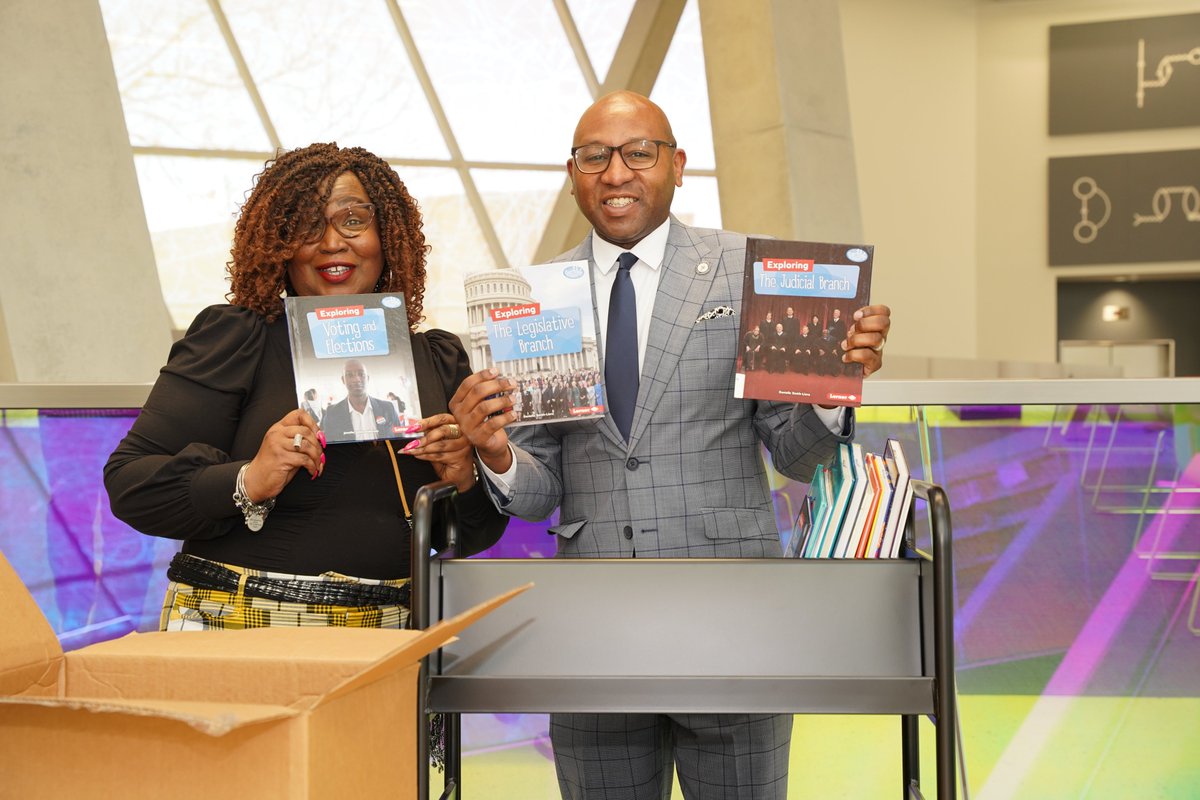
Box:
[233,463,275,532]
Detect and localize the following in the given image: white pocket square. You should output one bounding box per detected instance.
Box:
[696,305,735,323]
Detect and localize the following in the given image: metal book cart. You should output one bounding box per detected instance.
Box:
[411,480,956,800]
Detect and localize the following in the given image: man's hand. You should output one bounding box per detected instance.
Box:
[448,368,519,474]
[842,304,892,378]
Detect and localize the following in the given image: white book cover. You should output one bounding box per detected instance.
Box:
[465,260,603,426]
[880,438,915,558]
[862,453,894,558]
[283,292,421,444]
[835,443,871,558]
[850,452,884,558]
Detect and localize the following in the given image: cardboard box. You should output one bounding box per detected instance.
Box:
[0,550,527,798]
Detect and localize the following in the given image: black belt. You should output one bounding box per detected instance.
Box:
[168,553,410,608]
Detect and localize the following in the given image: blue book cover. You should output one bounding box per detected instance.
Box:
[803,464,834,558]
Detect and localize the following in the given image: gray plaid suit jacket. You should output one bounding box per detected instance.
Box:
[499,217,853,558]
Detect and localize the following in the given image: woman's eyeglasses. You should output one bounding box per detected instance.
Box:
[298,203,376,244]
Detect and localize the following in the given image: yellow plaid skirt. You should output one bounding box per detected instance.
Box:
[160,557,410,630]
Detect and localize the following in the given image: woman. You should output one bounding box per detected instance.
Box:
[104,143,506,631]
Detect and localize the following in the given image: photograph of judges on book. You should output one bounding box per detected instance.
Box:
[735,239,874,407]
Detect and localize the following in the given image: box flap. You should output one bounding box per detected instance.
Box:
[0,694,298,736]
[319,582,533,705]
[0,549,64,696]
[65,627,424,709]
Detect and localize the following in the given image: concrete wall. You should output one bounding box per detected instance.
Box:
[840,0,1200,366]
[0,0,173,382]
[840,0,979,362]
[974,0,1200,365]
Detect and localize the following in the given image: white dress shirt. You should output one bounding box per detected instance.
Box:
[349,398,379,441]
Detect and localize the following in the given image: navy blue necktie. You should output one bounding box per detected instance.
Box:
[606,252,640,440]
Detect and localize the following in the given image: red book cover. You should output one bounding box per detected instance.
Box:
[733,238,873,407]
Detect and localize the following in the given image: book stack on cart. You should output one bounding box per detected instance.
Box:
[784,439,915,559]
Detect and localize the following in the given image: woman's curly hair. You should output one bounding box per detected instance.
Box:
[227,142,429,329]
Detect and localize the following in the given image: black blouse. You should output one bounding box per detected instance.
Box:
[104,305,506,580]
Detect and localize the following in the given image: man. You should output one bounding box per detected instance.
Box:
[826,307,849,375]
[319,358,401,441]
[767,321,790,373]
[742,323,764,371]
[820,327,841,376]
[826,307,847,347]
[781,306,800,340]
[451,91,890,799]
[793,324,815,373]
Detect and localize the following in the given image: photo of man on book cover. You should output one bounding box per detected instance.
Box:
[284,293,421,443]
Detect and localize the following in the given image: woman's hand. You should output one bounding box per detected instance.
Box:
[242,408,325,502]
[399,413,477,492]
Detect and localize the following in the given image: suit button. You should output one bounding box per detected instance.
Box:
[626,457,639,470]
[623,526,633,539]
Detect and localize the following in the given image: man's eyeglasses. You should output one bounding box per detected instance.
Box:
[298,203,376,244]
[570,139,676,174]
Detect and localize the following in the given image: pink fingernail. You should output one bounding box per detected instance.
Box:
[320,452,326,464]
[317,431,326,448]
[403,424,422,434]
[401,439,421,453]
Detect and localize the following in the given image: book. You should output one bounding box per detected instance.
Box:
[811,443,856,558]
[803,464,836,558]
[283,292,422,444]
[879,438,915,558]
[859,453,893,558]
[733,238,874,407]
[834,443,871,558]
[784,492,815,558]
[794,440,915,559]
[464,260,604,426]
[854,453,886,558]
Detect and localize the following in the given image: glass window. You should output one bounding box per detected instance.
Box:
[398,166,494,334]
[221,0,449,158]
[672,174,722,232]
[472,168,567,267]
[651,0,716,171]
[402,0,591,164]
[565,0,636,83]
[133,155,262,329]
[100,0,271,150]
[98,0,721,339]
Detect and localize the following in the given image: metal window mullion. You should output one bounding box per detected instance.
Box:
[382,0,509,270]
[552,0,600,98]
[207,0,282,152]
